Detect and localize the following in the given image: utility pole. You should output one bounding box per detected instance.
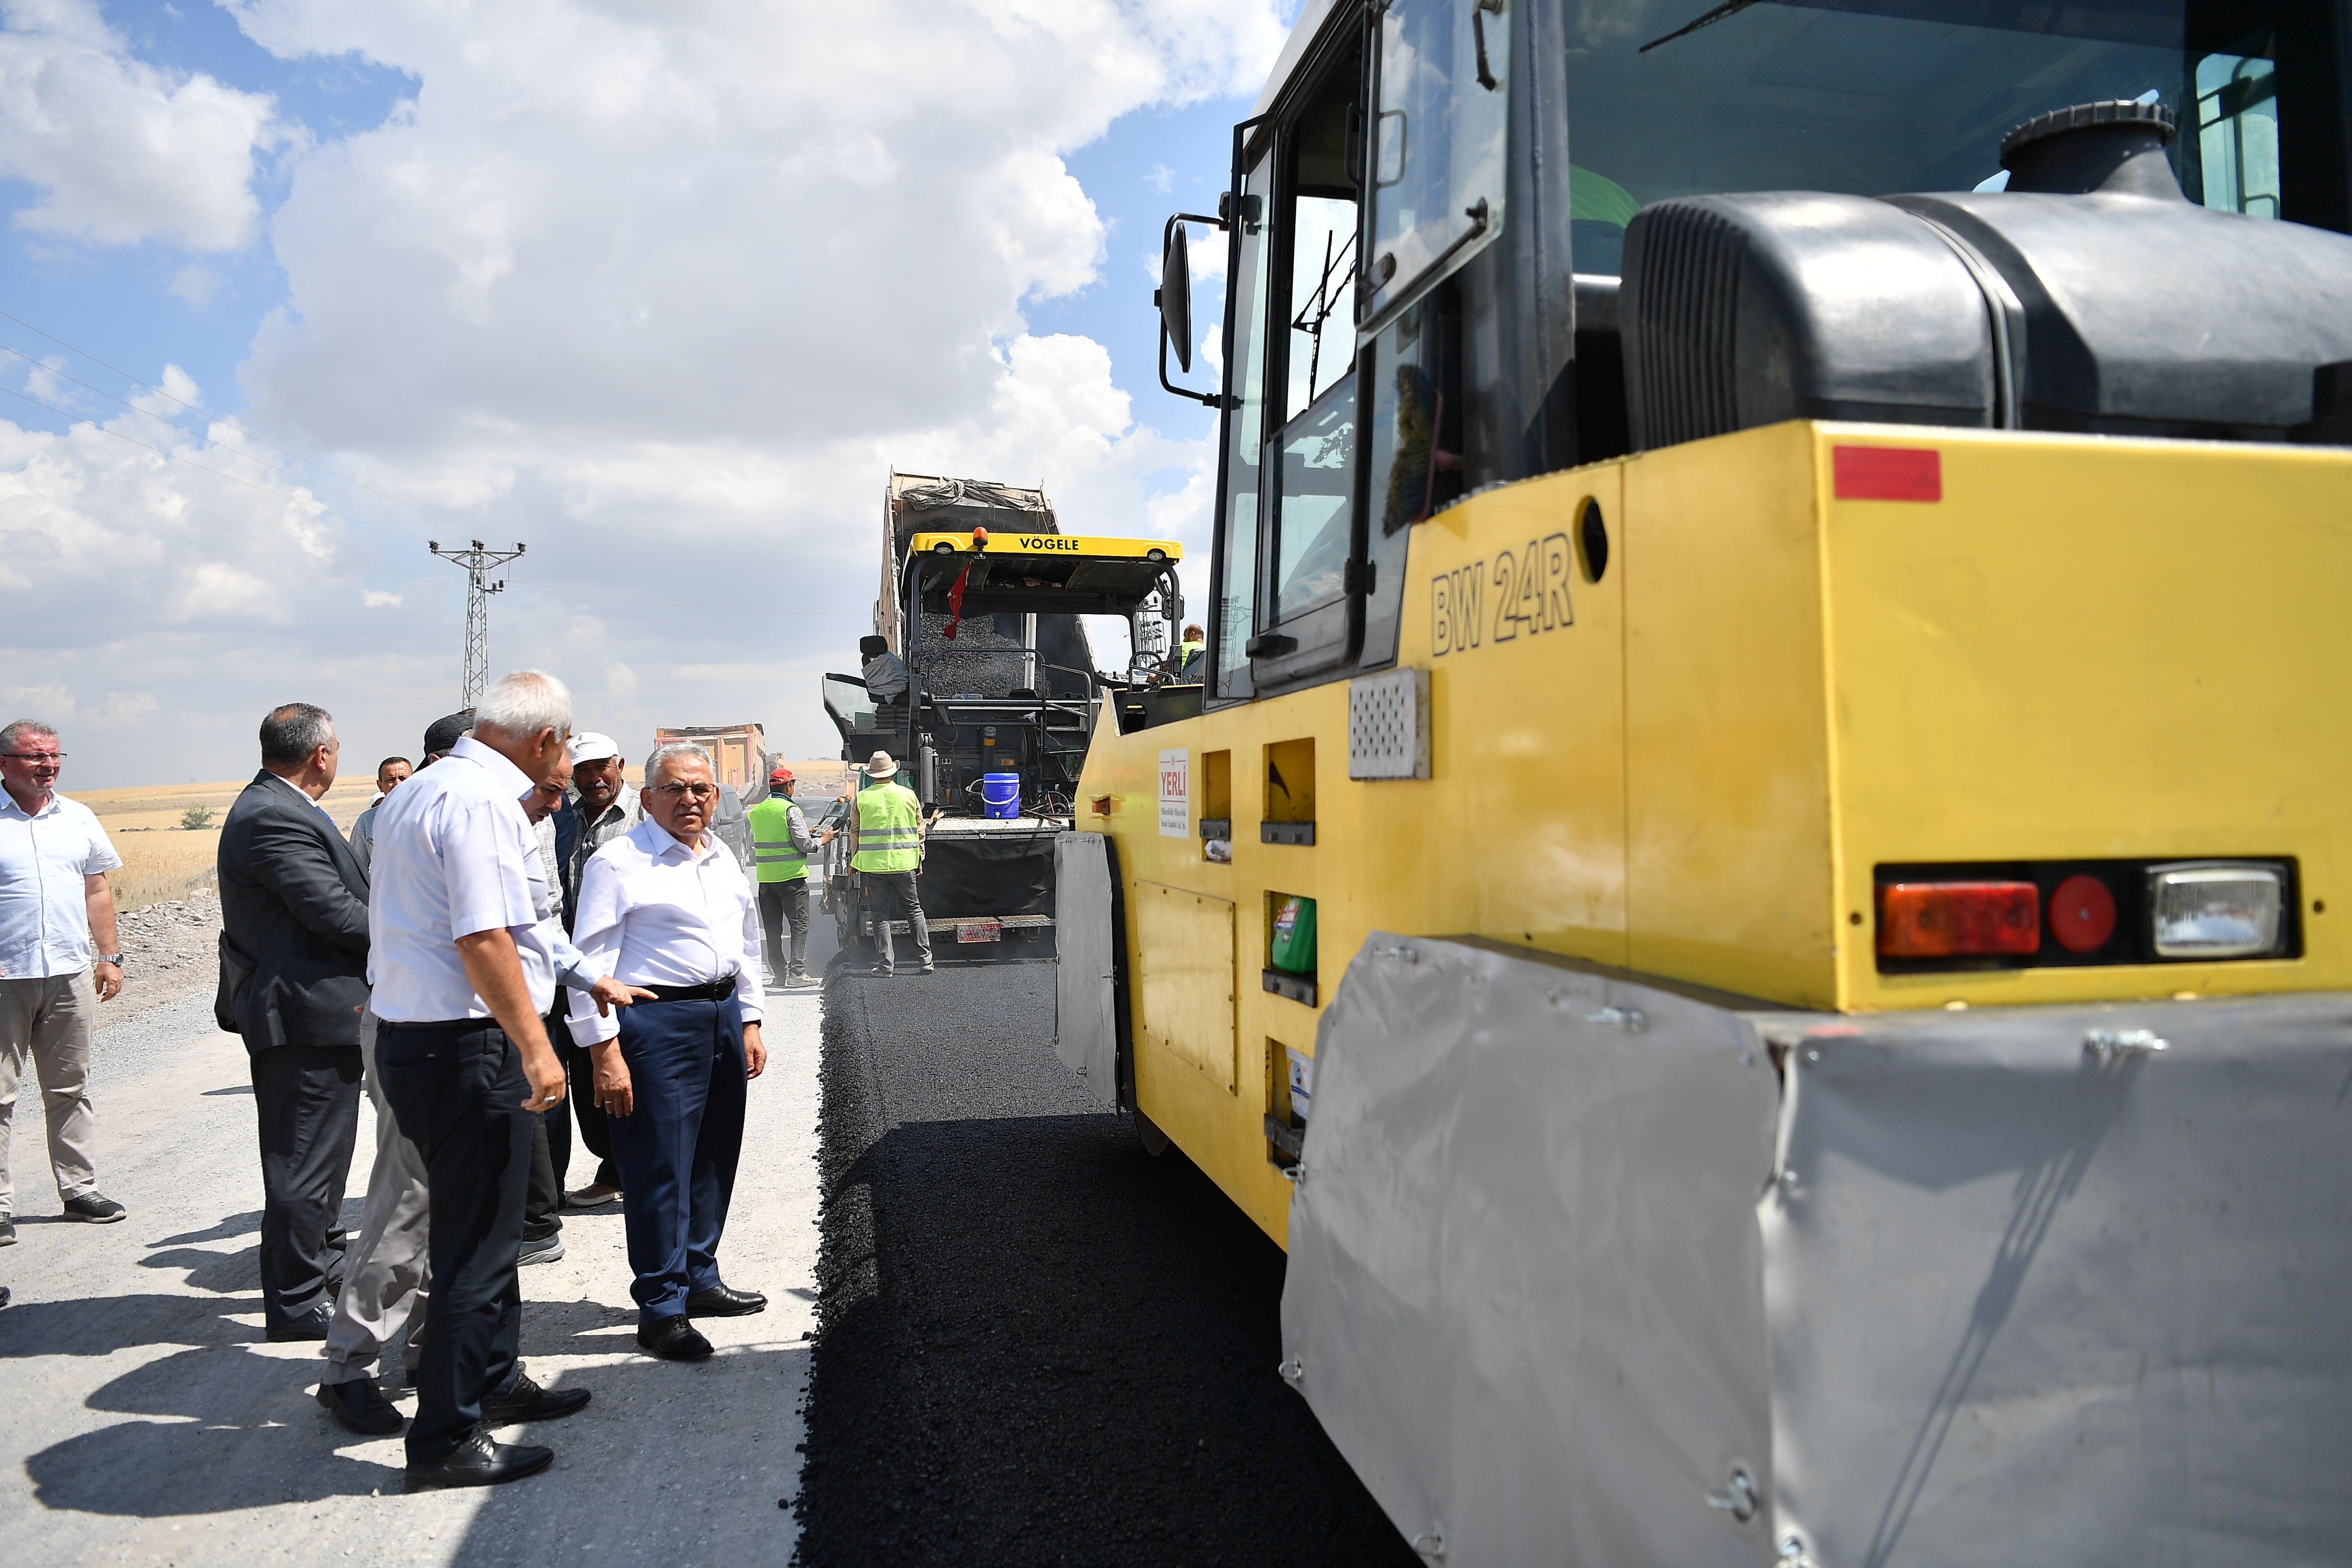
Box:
[427,538,526,707]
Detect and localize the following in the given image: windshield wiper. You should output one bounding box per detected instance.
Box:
[1640,0,1762,52]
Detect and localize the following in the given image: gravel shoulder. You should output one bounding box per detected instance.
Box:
[103,890,229,1025]
[794,955,1414,1567]
[1,952,824,1565]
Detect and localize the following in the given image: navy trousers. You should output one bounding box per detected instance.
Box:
[374,1020,532,1464]
[607,995,746,1323]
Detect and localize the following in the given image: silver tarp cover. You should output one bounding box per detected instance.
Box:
[1051,833,1119,1106]
[1282,935,1783,1566]
[1284,935,2352,1565]
[1768,995,2352,1567]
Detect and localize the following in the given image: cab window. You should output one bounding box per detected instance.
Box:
[1226,27,1365,689]
[1211,153,1275,702]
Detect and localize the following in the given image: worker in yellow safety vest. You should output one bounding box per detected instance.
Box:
[819,750,930,977]
[746,764,817,987]
[1176,622,1206,682]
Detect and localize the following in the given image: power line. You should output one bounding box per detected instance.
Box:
[0,306,433,526]
[0,381,418,542]
[0,383,861,621]
[0,344,433,536]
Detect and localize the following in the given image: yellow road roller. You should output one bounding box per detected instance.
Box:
[1045,0,2352,1561]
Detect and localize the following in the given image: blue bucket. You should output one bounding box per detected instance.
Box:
[982,772,1021,819]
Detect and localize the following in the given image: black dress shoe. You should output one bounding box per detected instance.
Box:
[482,1372,591,1425]
[317,1376,406,1436]
[266,1303,333,1342]
[404,1429,553,1489]
[685,1285,767,1318]
[637,1315,714,1361]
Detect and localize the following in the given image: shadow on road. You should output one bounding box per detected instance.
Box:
[797,964,1414,1568]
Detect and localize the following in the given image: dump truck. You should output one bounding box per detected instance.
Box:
[1051,0,2352,1562]
[821,473,1187,960]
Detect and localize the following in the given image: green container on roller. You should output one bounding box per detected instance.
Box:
[1269,894,1317,975]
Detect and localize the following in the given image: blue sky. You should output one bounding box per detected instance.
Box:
[5,1,1244,463]
[0,1,1288,784]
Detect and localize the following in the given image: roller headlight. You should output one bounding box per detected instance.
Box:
[2147,862,2286,959]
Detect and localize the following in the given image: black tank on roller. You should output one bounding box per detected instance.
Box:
[1620,99,2352,450]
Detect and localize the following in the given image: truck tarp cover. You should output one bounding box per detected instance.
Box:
[920,831,1056,920]
[1283,933,2352,1567]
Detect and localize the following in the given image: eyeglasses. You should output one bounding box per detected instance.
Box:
[1,752,64,762]
[651,782,718,799]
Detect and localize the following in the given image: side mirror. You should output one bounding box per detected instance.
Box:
[1157,210,1227,408]
[1161,223,1194,373]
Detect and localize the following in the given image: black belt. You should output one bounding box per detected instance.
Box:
[378,1017,488,1032]
[641,976,738,1003]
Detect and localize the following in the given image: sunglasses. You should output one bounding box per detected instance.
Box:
[2,752,64,762]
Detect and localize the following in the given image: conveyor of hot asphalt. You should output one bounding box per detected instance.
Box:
[795,946,1414,1566]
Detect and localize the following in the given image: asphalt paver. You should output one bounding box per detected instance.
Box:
[795,952,1416,1567]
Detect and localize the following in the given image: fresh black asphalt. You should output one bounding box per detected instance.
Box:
[794,950,1416,1566]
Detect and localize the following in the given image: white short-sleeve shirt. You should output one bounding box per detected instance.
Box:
[0,791,122,979]
[367,736,561,1022]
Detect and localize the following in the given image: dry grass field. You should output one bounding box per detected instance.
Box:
[73,777,375,912]
[73,753,842,913]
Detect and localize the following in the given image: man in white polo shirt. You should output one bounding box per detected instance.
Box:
[368,670,596,1489]
[0,719,127,1247]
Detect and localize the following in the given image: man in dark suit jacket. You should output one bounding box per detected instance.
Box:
[218,702,370,1341]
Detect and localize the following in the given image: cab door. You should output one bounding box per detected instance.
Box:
[1207,19,1368,701]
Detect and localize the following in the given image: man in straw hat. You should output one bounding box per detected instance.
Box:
[819,751,930,977]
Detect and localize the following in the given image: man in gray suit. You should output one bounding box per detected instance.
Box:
[218,702,370,1341]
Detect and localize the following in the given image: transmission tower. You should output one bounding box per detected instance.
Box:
[427,538,527,706]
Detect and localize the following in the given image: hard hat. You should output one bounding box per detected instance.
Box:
[769,762,796,785]
[866,750,899,779]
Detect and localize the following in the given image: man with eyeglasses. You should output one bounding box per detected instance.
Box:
[571,741,768,1362]
[0,720,127,1247]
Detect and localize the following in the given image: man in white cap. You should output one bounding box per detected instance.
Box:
[557,731,638,1207]
[819,751,929,977]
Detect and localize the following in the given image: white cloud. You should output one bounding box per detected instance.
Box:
[166,263,225,308]
[0,0,285,250]
[0,0,1284,784]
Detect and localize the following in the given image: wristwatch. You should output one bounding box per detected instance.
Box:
[95,954,124,966]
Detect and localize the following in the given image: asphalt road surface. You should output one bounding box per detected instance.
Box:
[795,944,1416,1567]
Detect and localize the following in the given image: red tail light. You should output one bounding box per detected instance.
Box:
[2048,874,2118,953]
[1878,882,2040,958]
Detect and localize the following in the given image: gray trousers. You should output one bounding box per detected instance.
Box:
[869,870,931,972]
[760,879,811,975]
[321,1012,430,1387]
[0,971,99,1213]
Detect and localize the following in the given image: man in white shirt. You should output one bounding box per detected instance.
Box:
[572,741,768,1362]
[317,727,645,1439]
[0,720,126,1246]
[368,670,596,1489]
